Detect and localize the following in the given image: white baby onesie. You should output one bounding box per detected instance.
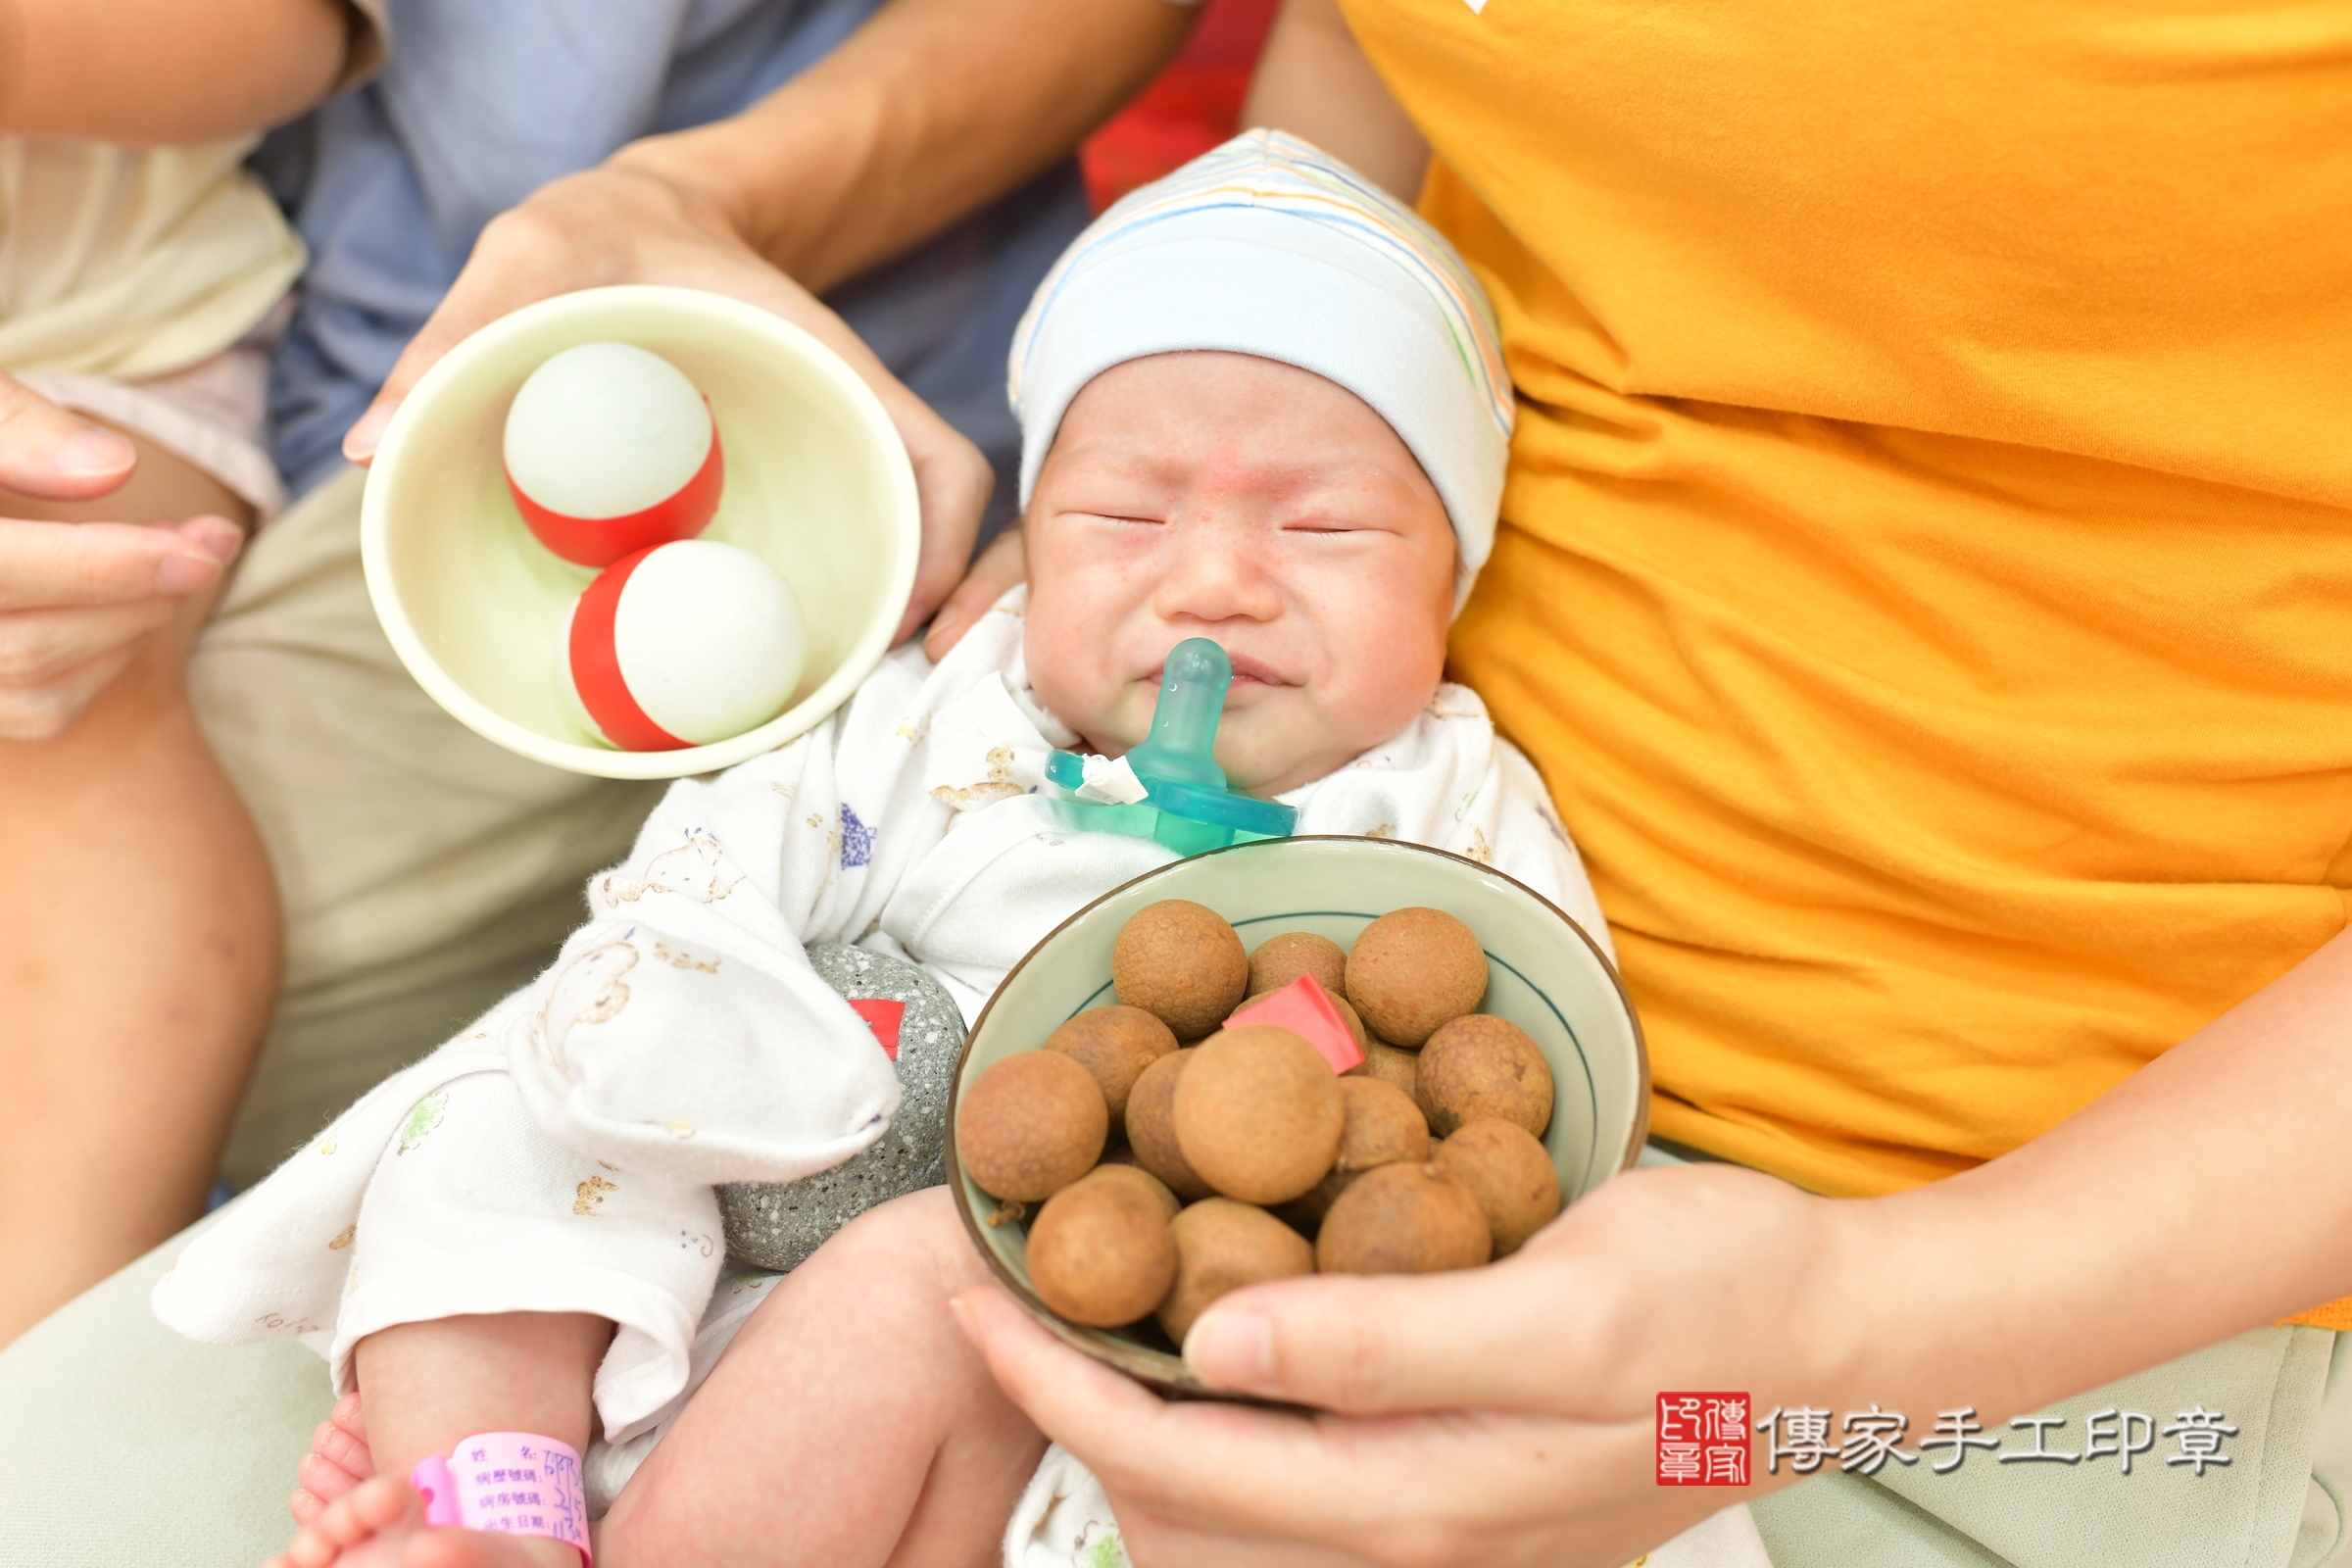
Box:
[153,586,1610,1453]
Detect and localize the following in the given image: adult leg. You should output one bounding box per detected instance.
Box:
[0,431,280,1343]
[191,466,662,1187]
[600,1186,1046,1568]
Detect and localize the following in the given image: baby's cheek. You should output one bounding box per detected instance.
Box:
[1023,598,1120,747]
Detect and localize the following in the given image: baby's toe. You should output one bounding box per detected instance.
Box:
[398,1526,567,1568]
[282,1478,416,1567]
[300,1449,365,1503]
[311,1407,374,1481]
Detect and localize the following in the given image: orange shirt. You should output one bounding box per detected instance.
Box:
[1342,0,2352,1245]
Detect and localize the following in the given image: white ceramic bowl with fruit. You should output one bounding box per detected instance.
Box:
[946,834,1648,1397]
[362,284,919,779]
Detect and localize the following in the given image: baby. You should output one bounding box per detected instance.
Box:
[157,131,1611,1568]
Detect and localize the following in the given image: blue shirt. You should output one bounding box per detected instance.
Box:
[263,0,1087,531]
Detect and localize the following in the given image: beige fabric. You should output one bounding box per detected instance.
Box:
[191,466,664,1184]
[1749,1327,2342,1568]
[0,135,303,381]
[0,1223,330,1568]
[22,301,290,515]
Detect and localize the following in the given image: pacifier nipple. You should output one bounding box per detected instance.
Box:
[1122,639,1233,790]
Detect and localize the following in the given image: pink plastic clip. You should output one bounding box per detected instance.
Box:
[1226,974,1364,1073]
[411,1432,591,1563]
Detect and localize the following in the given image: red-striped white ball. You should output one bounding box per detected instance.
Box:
[505,342,724,566]
[564,540,807,751]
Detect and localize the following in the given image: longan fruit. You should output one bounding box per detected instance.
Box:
[1315,1163,1492,1276]
[1346,1037,1419,1101]
[1433,1118,1561,1255]
[1279,1076,1432,1232]
[1328,993,1370,1052]
[1047,1005,1179,1122]
[1416,1014,1554,1138]
[1158,1199,1315,1346]
[1114,900,1249,1039]
[1026,1173,1178,1327]
[1344,907,1488,1047]
[1125,1049,1211,1200]
[956,1050,1107,1202]
[1172,1025,1345,1205]
[1079,1160,1181,1222]
[1247,932,1348,1000]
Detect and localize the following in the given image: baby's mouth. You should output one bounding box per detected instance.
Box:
[1144,653,1289,688]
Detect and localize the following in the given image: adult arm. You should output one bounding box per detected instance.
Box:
[0,0,350,143]
[0,381,242,738]
[343,0,1194,642]
[924,0,1425,660]
[0,0,357,733]
[1241,0,1425,199]
[961,8,2352,1556]
[960,922,2352,1567]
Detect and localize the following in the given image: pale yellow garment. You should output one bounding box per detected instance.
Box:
[0,136,304,379]
[1341,0,2352,1325]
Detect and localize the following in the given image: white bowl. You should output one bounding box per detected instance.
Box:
[362,285,919,779]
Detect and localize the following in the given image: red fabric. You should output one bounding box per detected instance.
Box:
[1225,975,1364,1074]
[848,999,907,1060]
[1079,0,1280,213]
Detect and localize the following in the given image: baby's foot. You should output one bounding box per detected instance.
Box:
[292,1394,375,1525]
[266,1475,580,1568]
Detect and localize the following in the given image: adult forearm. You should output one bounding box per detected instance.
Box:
[1858,925,2352,1421]
[1241,0,1425,201]
[0,0,347,142]
[614,0,1194,296]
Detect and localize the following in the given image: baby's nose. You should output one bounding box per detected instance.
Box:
[1152,515,1283,623]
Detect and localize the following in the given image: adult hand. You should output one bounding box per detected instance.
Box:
[957,1162,1853,1568]
[923,527,1027,662]
[339,159,993,646]
[0,374,241,739]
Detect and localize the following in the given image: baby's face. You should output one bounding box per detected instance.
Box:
[1024,352,1456,796]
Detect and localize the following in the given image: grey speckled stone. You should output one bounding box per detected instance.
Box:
[717,942,965,1273]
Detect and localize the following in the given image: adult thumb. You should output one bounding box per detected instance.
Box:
[1182,1253,1593,1416]
[0,371,136,500]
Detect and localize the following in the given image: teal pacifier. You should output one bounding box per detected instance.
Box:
[1044,638,1297,856]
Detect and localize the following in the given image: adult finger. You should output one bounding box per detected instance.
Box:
[923,527,1026,662]
[953,1284,1557,1560]
[0,599,179,687]
[0,517,236,612]
[0,370,137,501]
[0,642,144,740]
[1180,1252,1607,1417]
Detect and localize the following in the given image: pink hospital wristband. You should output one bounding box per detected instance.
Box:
[412,1431,592,1563]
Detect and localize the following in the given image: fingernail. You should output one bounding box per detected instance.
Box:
[55,427,135,476]
[342,404,392,462]
[188,516,245,560]
[1185,1310,1275,1389]
[158,554,221,593]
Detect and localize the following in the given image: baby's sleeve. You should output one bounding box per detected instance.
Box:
[1488,741,1617,963]
[503,710,916,1187]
